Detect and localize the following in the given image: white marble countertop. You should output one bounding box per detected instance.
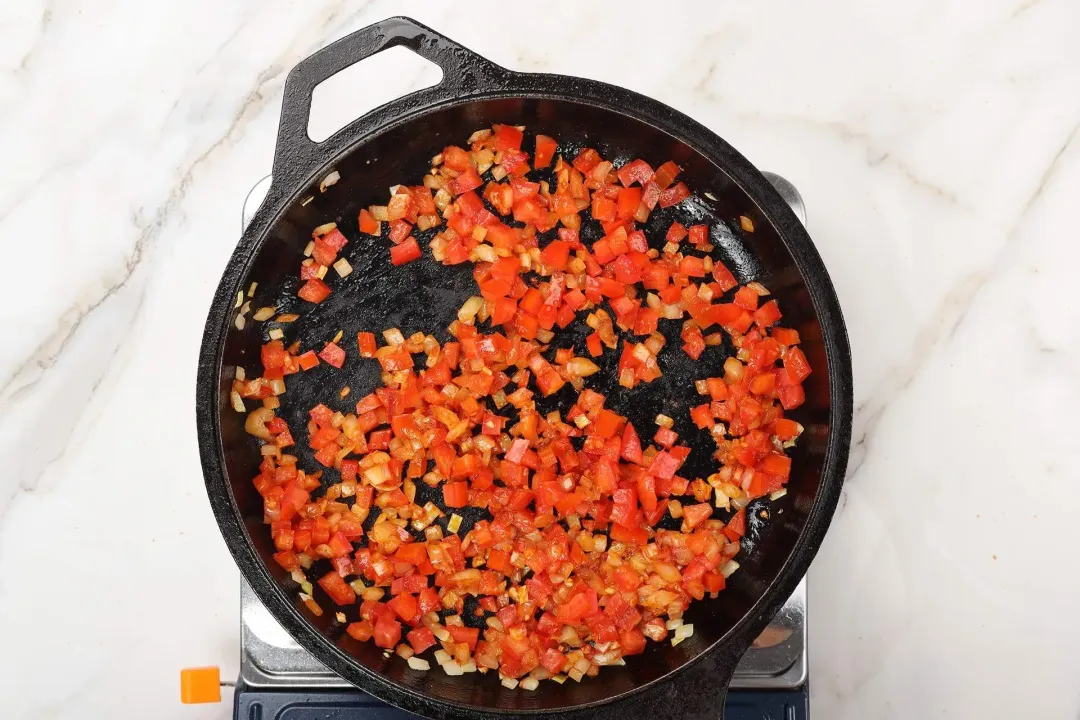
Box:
[3,0,1079,718]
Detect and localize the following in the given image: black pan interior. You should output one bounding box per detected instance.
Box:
[216,97,833,712]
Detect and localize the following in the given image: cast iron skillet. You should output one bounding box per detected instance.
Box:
[196,16,852,720]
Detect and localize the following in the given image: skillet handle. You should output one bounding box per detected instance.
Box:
[589,653,737,720]
[272,16,506,188]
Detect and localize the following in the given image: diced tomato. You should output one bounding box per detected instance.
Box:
[358,209,381,235]
[298,278,331,304]
[610,523,648,546]
[450,168,483,195]
[688,224,709,246]
[443,481,468,508]
[620,629,647,656]
[493,124,524,151]
[297,350,319,371]
[573,148,601,173]
[534,135,557,168]
[712,261,738,292]
[648,451,680,479]
[274,550,300,572]
[778,383,805,410]
[682,503,712,529]
[591,409,623,439]
[373,617,402,649]
[784,346,812,383]
[754,300,782,328]
[679,255,706,278]
[724,508,747,541]
[540,648,568,673]
[541,240,571,270]
[690,403,714,429]
[734,285,759,311]
[654,161,681,189]
[390,237,422,266]
[346,620,374,642]
[318,342,345,368]
[773,418,802,441]
[654,426,678,448]
[447,624,480,651]
[620,422,643,463]
[318,571,356,606]
[356,332,377,358]
[771,326,801,346]
[407,627,436,654]
[617,159,655,187]
[388,592,418,622]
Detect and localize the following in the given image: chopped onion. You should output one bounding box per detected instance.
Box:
[234,314,246,330]
[382,328,405,346]
[253,306,276,322]
[769,488,788,501]
[333,257,353,277]
[407,657,431,671]
[312,222,337,237]
[473,243,496,262]
[268,328,284,341]
[319,170,341,192]
[520,677,539,691]
[230,391,246,413]
[671,623,695,646]
[739,215,755,232]
[565,358,600,377]
[457,296,484,324]
[501,677,519,689]
[720,560,741,578]
[662,303,683,320]
[655,414,674,429]
[447,513,462,534]
[244,407,273,440]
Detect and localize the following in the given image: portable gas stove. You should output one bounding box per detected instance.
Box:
[225,173,811,720]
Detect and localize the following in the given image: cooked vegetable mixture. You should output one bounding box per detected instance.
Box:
[233,124,810,688]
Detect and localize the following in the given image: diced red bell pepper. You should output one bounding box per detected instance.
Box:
[389,237,422,266]
[318,342,345,368]
[298,278,331,304]
[534,135,557,168]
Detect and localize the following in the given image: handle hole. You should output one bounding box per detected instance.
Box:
[307,46,444,143]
